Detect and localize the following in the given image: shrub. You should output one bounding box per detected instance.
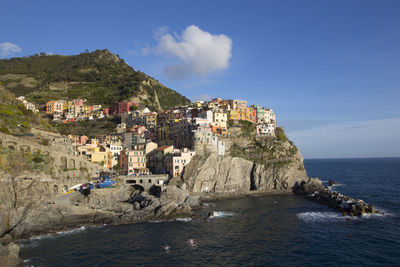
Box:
[275,127,288,142]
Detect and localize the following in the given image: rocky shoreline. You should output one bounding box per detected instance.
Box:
[0,179,201,266]
[295,178,384,216]
[1,174,383,266]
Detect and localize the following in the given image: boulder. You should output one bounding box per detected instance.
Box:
[0,243,23,267]
[153,202,192,220]
[328,179,338,186]
[294,178,324,195]
[159,186,201,208]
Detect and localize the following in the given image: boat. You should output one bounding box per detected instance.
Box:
[93,177,116,188]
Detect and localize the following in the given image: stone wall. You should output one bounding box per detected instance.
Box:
[0,132,107,178]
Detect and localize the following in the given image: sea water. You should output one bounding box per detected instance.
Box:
[20,158,400,266]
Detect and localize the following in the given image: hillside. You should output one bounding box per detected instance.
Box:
[0,82,50,135]
[0,49,190,111]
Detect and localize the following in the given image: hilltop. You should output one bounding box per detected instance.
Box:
[0,49,190,111]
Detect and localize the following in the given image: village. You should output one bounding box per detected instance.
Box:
[19,96,277,179]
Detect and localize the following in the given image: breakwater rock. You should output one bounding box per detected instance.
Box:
[295,178,383,216]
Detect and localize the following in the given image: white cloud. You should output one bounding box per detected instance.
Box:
[287,118,400,159]
[156,25,232,79]
[0,42,21,57]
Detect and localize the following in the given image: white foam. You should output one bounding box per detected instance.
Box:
[175,217,192,222]
[27,226,87,242]
[209,211,235,219]
[327,183,344,191]
[297,211,356,223]
[361,209,392,218]
[202,202,216,207]
[149,220,164,223]
[56,226,86,235]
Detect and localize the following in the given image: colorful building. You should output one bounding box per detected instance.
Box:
[165,148,196,178]
[145,112,158,126]
[46,101,56,114]
[256,123,276,136]
[120,149,148,175]
[229,99,247,110]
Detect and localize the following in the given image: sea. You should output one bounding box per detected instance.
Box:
[20,158,400,266]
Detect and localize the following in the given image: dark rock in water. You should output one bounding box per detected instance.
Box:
[328,179,338,186]
[296,178,382,216]
[294,178,324,195]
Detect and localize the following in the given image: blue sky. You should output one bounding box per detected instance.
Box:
[1,0,400,158]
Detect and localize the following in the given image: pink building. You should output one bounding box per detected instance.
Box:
[165,148,196,178]
[120,149,149,175]
[73,99,86,106]
[80,135,89,144]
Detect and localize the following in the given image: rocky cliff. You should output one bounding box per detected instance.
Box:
[0,176,199,242]
[0,170,200,266]
[180,129,308,197]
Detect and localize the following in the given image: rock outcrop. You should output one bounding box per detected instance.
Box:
[294,178,383,216]
[0,175,199,242]
[182,154,254,194]
[0,243,23,267]
[181,138,308,196]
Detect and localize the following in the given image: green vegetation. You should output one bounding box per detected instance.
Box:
[0,146,52,174]
[230,126,299,168]
[0,87,50,135]
[52,116,121,137]
[275,127,288,142]
[0,49,190,111]
[239,120,255,138]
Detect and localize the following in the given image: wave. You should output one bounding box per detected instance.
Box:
[362,209,392,218]
[55,226,87,236]
[21,224,109,248]
[175,218,192,222]
[327,183,344,191]
[202,202,216,207]
[297,210,392,223]
[297,212,357,223]
[209,211,235,219]
[149,220,164,223]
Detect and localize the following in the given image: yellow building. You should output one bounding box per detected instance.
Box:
[91,151,107,165]
[145,112,158,126]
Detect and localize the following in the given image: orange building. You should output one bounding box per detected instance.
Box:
[211,126,228,137]
[229,107,256,123]
[106,151,113,169]
[46,101,56,114]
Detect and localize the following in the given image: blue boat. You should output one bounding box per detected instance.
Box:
[92,177,116,188]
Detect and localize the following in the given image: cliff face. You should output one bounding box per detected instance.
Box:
[181,131,308,196]
[0,174,199,242]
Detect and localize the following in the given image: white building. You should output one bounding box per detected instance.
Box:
[199,110,213,124]
[256,123,276,136]
[211,108,228,129]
